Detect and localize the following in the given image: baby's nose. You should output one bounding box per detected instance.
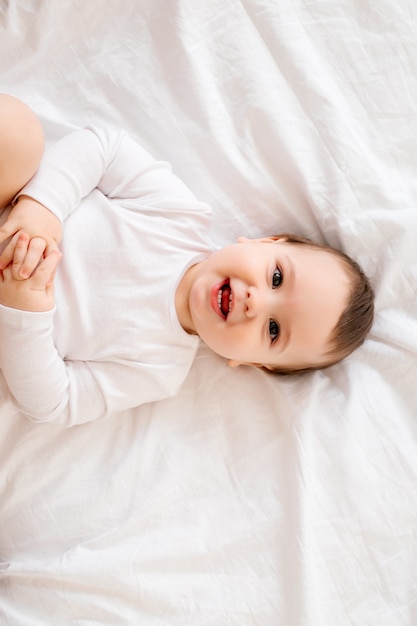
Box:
[245,286,262,318]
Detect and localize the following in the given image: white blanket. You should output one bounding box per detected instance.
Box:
[1,1,416,624]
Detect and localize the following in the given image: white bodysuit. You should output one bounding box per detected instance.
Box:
[0,127,213,426]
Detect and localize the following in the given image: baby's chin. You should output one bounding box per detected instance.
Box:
[198,335,231,362]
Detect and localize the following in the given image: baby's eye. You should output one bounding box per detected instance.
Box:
[272,267,283,288]
[269,319,280,343]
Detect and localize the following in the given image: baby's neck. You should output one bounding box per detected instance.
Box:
[175,262,200,335]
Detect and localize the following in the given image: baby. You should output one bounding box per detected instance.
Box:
[0,95,374,426]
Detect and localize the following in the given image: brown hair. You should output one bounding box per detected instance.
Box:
[270,234,374,375]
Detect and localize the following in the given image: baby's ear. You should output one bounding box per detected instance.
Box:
[263,235,289,244]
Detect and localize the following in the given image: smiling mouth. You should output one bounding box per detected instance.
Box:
[217,280,233,319]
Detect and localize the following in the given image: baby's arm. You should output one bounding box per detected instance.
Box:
[0,237,65,419]
[0,126,113,278]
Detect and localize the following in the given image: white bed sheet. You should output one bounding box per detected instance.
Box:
[1,1,417,624]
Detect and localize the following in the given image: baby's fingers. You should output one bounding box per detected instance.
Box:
[32,250,62,291]
[0,231,20,270]
[17,236,47,279]
[11,232,28,279]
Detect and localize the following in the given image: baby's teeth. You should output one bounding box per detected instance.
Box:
[218,287,232,316]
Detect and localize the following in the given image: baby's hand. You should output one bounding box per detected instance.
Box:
[0,233,61,312]
[0,196,62,279]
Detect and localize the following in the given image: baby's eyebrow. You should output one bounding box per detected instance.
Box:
[284,253,295,285]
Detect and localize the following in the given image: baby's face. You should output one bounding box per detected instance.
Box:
[179,237,350,371]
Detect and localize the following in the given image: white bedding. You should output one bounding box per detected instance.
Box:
[1,1,417,624]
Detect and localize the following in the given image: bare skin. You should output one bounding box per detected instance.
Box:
[0,94,61,305]
[0,93,45,209]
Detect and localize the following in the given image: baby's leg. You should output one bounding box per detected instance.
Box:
[0,94,44,209]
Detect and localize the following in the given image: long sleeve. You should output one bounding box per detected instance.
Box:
[0,306,69,420]
[0,297,183,425]
[18,126,200,220]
